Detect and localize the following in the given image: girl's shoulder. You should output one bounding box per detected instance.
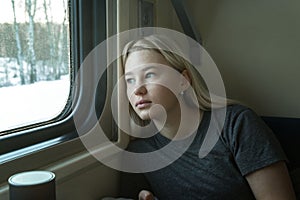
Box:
[226,104,255,116]
[208,104,259,128]
[222,104,261,125]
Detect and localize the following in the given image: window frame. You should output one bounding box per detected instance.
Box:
[0,0,109,163]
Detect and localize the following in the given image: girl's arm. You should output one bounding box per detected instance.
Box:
[245,161,296,200]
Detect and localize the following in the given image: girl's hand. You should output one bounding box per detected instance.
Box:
[138,190,155,200]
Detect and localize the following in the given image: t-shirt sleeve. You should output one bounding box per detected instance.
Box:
[224,105,288,176]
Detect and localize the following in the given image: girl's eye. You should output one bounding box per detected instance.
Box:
[145,72,155,79]
[126,78,135,84]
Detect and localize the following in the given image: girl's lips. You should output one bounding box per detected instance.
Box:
[135,100,152,108]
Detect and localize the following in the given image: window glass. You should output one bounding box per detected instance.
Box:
[0,0,70,133]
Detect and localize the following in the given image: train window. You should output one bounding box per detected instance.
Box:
[0,0,70,133]
[0,0,110,163]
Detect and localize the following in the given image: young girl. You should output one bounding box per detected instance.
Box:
[119,35,296,200]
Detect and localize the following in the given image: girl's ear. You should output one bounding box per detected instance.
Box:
[180,69,192,91]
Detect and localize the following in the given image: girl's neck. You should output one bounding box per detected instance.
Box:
[153,102,202,140]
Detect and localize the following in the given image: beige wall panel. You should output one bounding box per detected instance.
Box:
[185,0,300,117]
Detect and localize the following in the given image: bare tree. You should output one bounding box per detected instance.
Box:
[11,0,25,85]
[25,0,37,83]
[57,0,68,79]
[43,0,68,80]
[43,0,56,80]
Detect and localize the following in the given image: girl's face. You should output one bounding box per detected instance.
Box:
[124,50,184,121]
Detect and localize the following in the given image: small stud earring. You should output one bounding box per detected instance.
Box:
[180,91,184,95]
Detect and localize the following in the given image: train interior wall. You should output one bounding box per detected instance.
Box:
[0,0,299,199]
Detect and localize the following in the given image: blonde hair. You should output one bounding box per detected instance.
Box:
[121,35,232,125]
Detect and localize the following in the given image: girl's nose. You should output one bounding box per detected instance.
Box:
[134,85,147,95]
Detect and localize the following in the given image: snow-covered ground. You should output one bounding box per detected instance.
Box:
[0,76,70,132]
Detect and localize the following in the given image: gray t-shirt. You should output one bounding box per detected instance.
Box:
[125,105,287,200]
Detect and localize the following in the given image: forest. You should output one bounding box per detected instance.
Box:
[0,0,69,88]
